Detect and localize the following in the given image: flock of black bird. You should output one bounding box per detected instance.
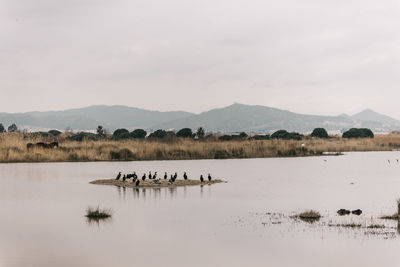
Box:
[115,171,212,187]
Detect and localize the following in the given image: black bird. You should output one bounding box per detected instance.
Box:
[115,172,121,180]
[153,172,157,179]
[200,175,204,182]
[164,172,167,179]
[183,172,188,180]
[142,174,146,181]
[135,179,140,187]
[208,173,212,181]
[122,174,126,182]
[149,171,152,179]
[132,176,137,183]
[174,172,177,180]
[133,172,137,179]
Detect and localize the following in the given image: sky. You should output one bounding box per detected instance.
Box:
[1,0,400,118]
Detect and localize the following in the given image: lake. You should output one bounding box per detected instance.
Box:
[1,152,400,267]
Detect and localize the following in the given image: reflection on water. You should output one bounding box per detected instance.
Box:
[114,185,212,201]
[86,216,112,227]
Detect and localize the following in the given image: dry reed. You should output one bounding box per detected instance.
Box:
[1,132,400,163]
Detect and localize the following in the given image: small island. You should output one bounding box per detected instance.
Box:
[90,178,225,188]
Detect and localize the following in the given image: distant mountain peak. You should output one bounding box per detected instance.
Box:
[351,108,400,125]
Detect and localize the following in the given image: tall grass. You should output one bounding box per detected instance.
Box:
[1,132,400,163]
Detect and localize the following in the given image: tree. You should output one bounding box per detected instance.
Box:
[113,128,130,140]
[8,124,18,132]
[48,130,62,136]
[130,129,147,139]
[271,130,302,140]
[239,132,248,139]
[96,125,106,137]
[148,129,167,139]
[176,128,193,138]
[196,127,205,139]
[311,128,329,138]
[0,123,5,133]
[342,128,374,138]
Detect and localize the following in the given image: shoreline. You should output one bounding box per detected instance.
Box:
[90,178,225,188]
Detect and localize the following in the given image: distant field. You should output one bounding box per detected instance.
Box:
[0,133,400,163]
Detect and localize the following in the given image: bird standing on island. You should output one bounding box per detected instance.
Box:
[122,174,126,182]
[115,172,121,180]
[208,174,212,181]
[183,172,188,180]
[174,172,177,180]
[142,174,146,181]
[200,175,204,182]
[149,171,152,179]
[153,172,157,180]
[135,180,140,187]
[164,172,168,179]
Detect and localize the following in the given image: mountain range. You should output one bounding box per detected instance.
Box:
[1,103,400,133]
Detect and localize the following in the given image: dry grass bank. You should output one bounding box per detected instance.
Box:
[1,132,400,163]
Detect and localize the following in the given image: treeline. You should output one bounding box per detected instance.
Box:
[0,122,375,141]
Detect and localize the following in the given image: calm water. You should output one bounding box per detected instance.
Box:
[1,152,400,267]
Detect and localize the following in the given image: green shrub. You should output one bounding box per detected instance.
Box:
[67,132,97,141]
[342,128,374,138]
[113,128,130,140]
[48,130,62,136]
[8,124,18,132]
[130,129,147,139]
[176,128,193,138]
[311,128,328,138]
[271,130,302,140]
[148,129,167,139]
[239,132,248,139]
[250,134,270,140]
[219,135,233,141]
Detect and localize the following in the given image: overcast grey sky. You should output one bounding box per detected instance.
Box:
[1,0,400,117]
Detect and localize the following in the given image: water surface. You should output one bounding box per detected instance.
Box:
[1,152,400,267]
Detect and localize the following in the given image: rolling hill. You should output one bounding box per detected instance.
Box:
[0,104,399,133]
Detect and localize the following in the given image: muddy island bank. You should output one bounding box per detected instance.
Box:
[90,178,225,188]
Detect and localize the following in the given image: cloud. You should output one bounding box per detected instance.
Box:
[0,0,400,118]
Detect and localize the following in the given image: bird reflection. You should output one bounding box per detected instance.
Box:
[116,185,213,201]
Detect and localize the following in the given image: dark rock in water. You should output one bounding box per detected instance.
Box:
[337,209,351,216]
[352,209,362,215]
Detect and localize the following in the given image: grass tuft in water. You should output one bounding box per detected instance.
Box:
[297,210,321,223]
[328,223,362,228]
[85,206,112,219]
[380,213,399,220]
[366,224,386,229]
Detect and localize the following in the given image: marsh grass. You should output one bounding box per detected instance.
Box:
[2,132,400,163]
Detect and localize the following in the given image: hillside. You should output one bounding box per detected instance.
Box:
[0,104,399,133]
